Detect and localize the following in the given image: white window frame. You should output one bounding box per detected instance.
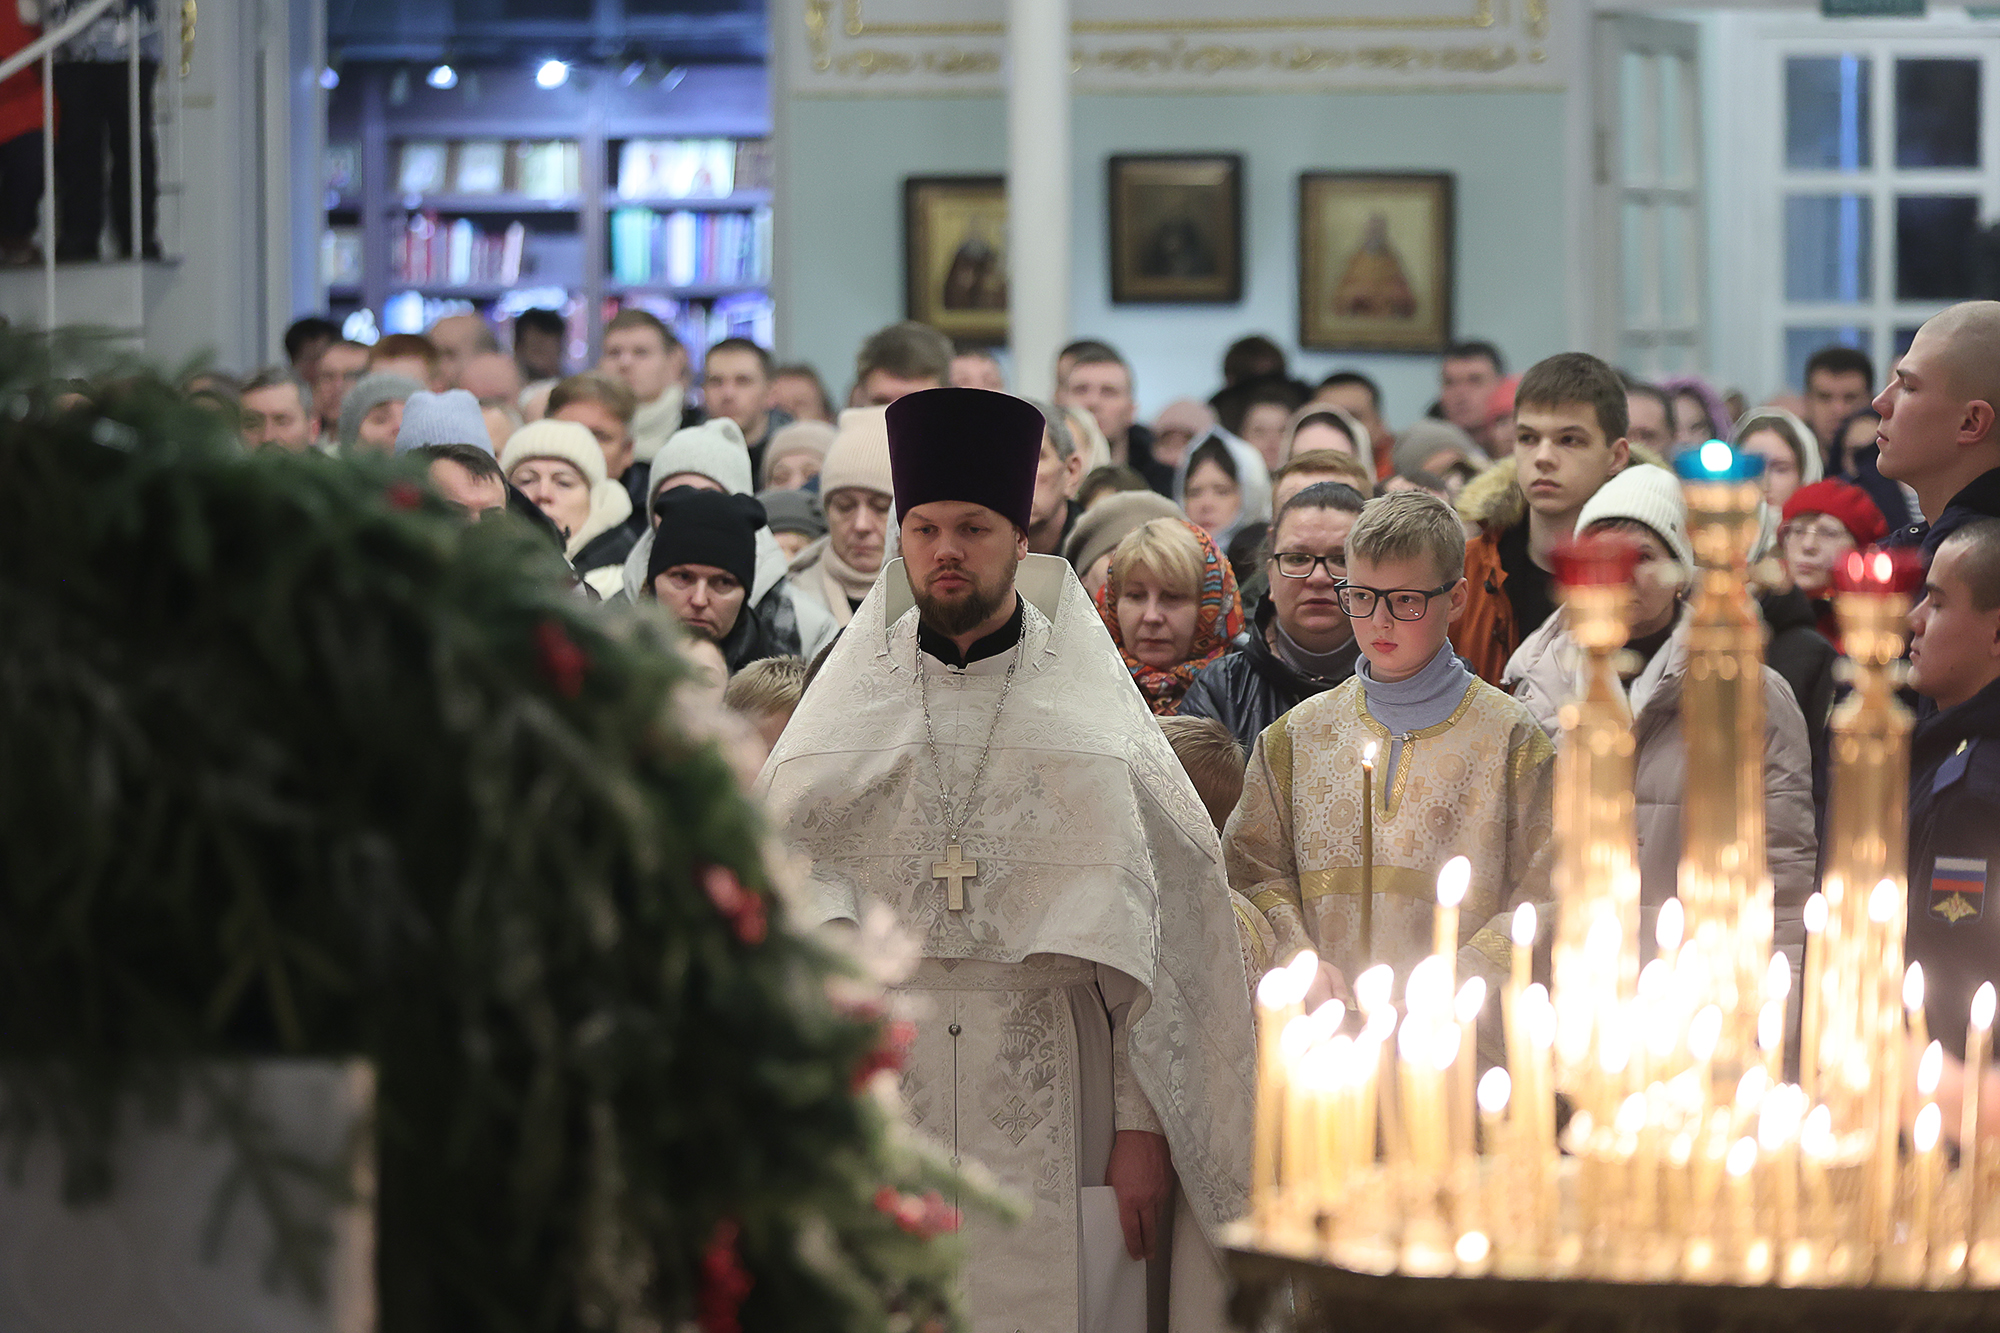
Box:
[1712,9,2000,401]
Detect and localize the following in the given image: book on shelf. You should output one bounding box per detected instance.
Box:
[321,227,363,287]
[324,144,359,197]
[615,138,736,200]
[397,141,449,194]
[452,141,507,195]
[514,141,582,200]
[391,211,528,287]
[733,139,774,194]
[608,206,773,289]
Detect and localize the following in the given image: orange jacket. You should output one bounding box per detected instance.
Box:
[1451,523,1518,686]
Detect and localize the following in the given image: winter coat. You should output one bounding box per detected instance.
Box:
[1176,598,1360,751]
[1905,676,2000,1057]
[1759,585,1838,817]
[1887,466,2000,560]
[1502,607,1818,969]
[1451,446,1670,687]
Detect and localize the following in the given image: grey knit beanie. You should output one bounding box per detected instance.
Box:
[337,372,424,449]
[395,389,492,454]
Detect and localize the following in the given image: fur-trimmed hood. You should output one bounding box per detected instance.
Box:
[1455,443,1673,533]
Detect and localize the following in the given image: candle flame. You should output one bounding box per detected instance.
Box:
[1919,1039,1944,1097]
[1453,975,1488,1025]
[1803,892,1827,934]
[1871,550,1894,584]
[1285,948,1320,986]
[1758,1084,1803,1150]
[1256,965,1309,1011]
[1454,1231,1491,1265]
[1801,1103,1834,1156]
[1976,982,1997,1032]
[1689,1005,1723,1063]
[1523,987,1557,1049]
[1432,1019,1462,1072]
[1436,855,1471,908]
[1915,1101,1942,1154]
[1511,901,1536,949]
[1615,1092,1646,1137]
[1477,1065,1511,1114]
[1405,954,1453,1017]
[1279,1014,1316,1061]
[1309,998,1346,1038]
[1736,1066,1770,1114]
[1726,1135,1758,1177]
[1870,878,1898,923]
[1758,1001,1784,1052]
[1354,963,1395,1014]
[1765,953,1792,1000]
[1656,897,1685,953]
[1361,740,1377,765]
[1904,961,1926,1013]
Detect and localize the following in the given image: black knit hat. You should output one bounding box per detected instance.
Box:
[884,387,1045,533]
[648,487,766,595]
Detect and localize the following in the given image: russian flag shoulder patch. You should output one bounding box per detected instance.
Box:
[1932,856,1987,925]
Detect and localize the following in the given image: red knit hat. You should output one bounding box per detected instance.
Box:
[1782,478,1888,547]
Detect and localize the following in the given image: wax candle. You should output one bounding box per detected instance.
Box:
[1908,962,1931,1059]
[1435,856,1471,987]
[1453,976,1486,1171]
[1252,959,1313,1222]
[1914,1101,1943,1279]
[1801,1104,1837,1281]
[1511,902,1536,996]
[1360,741,1377,968]
[1967,983,1995,1275]
[1802,892,1827,1102]
[1280,1015,1319,1212]
[1759,1084,1803,1282]
[1727,1136,1770,1283]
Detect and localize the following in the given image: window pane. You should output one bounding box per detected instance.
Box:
[1658,53,1689,185]
[1661,202,1696,325]
[1787,55,1871,171]
[1623,200,1656,325]
[1622,49,1655,184]
[1786,327,1871,395]
[1785,194,1873,302]
[1896,59,1980,169]
[1894,326,1922,361]
[1896,195,1980,300]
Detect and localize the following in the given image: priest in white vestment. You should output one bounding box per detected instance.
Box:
[756,388,1255,1333]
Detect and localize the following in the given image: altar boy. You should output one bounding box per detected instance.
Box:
[1224,489,1556,1004]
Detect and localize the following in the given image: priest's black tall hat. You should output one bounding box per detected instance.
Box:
[885,387,1046,534]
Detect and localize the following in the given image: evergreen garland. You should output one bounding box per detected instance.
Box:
[0,335,992,1332]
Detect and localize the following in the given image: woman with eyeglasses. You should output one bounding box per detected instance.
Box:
[1778,478,1890,651]
[1097,517,1243,716]
[1178,482,1366,749]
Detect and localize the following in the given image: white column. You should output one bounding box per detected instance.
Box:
[1006,0,1070,402]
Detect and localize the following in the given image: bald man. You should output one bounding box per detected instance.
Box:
[1878,300,2000,557]
[429,314,500,389]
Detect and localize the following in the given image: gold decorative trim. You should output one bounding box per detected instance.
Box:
[832,0,1496,41]
[1079,39,1519,77]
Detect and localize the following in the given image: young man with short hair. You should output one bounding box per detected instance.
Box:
[599,309,697,462]
[1226,489,1555,1014]
[1451,351,1634,683]
[1803,344,1876,462]
[239,367,319,452]
[769,362,834,424]
[1905,519,2000,1063]
[368,333,444,392]
[428,313,499,389]
[1622,373,1675,456]
[1314,371,1394,481]
[950,347,1006,391]
[851,320,951,406]
[547,372,643,536]
[513,307,568,383]
[1436,340,1506,440]
[1061,345,1174,494]
[701,337,790,477]
[1875,301,2000,555]
[311,340,370,443]
[411,443,510,521]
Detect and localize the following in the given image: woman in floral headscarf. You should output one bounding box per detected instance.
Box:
[1097,516,1245,715]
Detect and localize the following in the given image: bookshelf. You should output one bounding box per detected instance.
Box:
[322,61,773,369]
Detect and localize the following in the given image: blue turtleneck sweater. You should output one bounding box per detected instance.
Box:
[1356,643,1477,790]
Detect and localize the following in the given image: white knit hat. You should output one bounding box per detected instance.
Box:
[648,418,752,500]
[1575,463,1693,574]
[818,407,894,499]
[498,419,632,558]
[395,389,492,454]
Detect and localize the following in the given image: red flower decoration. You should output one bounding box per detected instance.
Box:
[872,1186,962,1238]
[696,1220,753,1333]
[851,1018,916,1090]
[384,480,424,511]
[701,865,768,945]
[532,619,587,699]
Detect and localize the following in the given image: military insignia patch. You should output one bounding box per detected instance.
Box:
[1931,856,1987,925]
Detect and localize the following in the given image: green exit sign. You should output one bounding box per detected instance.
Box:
[1821,0,1924,13]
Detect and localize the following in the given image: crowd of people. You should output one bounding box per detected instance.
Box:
[127,296,2000,1328]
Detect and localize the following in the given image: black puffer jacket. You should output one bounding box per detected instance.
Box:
[1177,598,1359,750]
[1760,585,1838,821]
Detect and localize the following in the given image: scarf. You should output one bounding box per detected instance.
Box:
[1095,520,1245,716]
[807,538,881,629]
[630,385,686,464]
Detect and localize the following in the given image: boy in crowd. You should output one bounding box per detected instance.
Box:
[1162,714,1276,997]
[722,655,808,753]
[1453,351,1637,683]
[1225,490,1555,1011]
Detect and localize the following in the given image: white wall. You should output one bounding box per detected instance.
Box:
[777,88,1571,432]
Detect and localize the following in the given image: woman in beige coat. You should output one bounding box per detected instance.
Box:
[1502,465,1816,975]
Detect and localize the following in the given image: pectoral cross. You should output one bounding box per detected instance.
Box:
[932,842,978,912]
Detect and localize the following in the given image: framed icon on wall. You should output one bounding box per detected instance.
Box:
[1108,153,1244,305]
[904,175,1008,347]
[1298,172,1454,353]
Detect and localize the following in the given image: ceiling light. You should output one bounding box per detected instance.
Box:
[318,66,340,89]
[426,63,457,89]
[535,59,569,89]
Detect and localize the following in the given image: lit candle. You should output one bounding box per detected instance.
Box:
[1802,892,1827,1102]
[1908,962,1931,1060]
[1360,741,1377,968]
[1280,1014,1319,1215]
[1801,1104,1837,1279]
[1453,976,1487,1171]
[1511,902,1536,997]
[1252,958,1313,1224]
[1966,983,1995,1274]
[1727,1136,1769,1283]
[1759,1084,1802,1282]
[1914,1100,1943,1281]
[1689,1004,1723,1115]
[1435,856,1471,986]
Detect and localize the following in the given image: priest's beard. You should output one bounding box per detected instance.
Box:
[909,551,1020,637]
